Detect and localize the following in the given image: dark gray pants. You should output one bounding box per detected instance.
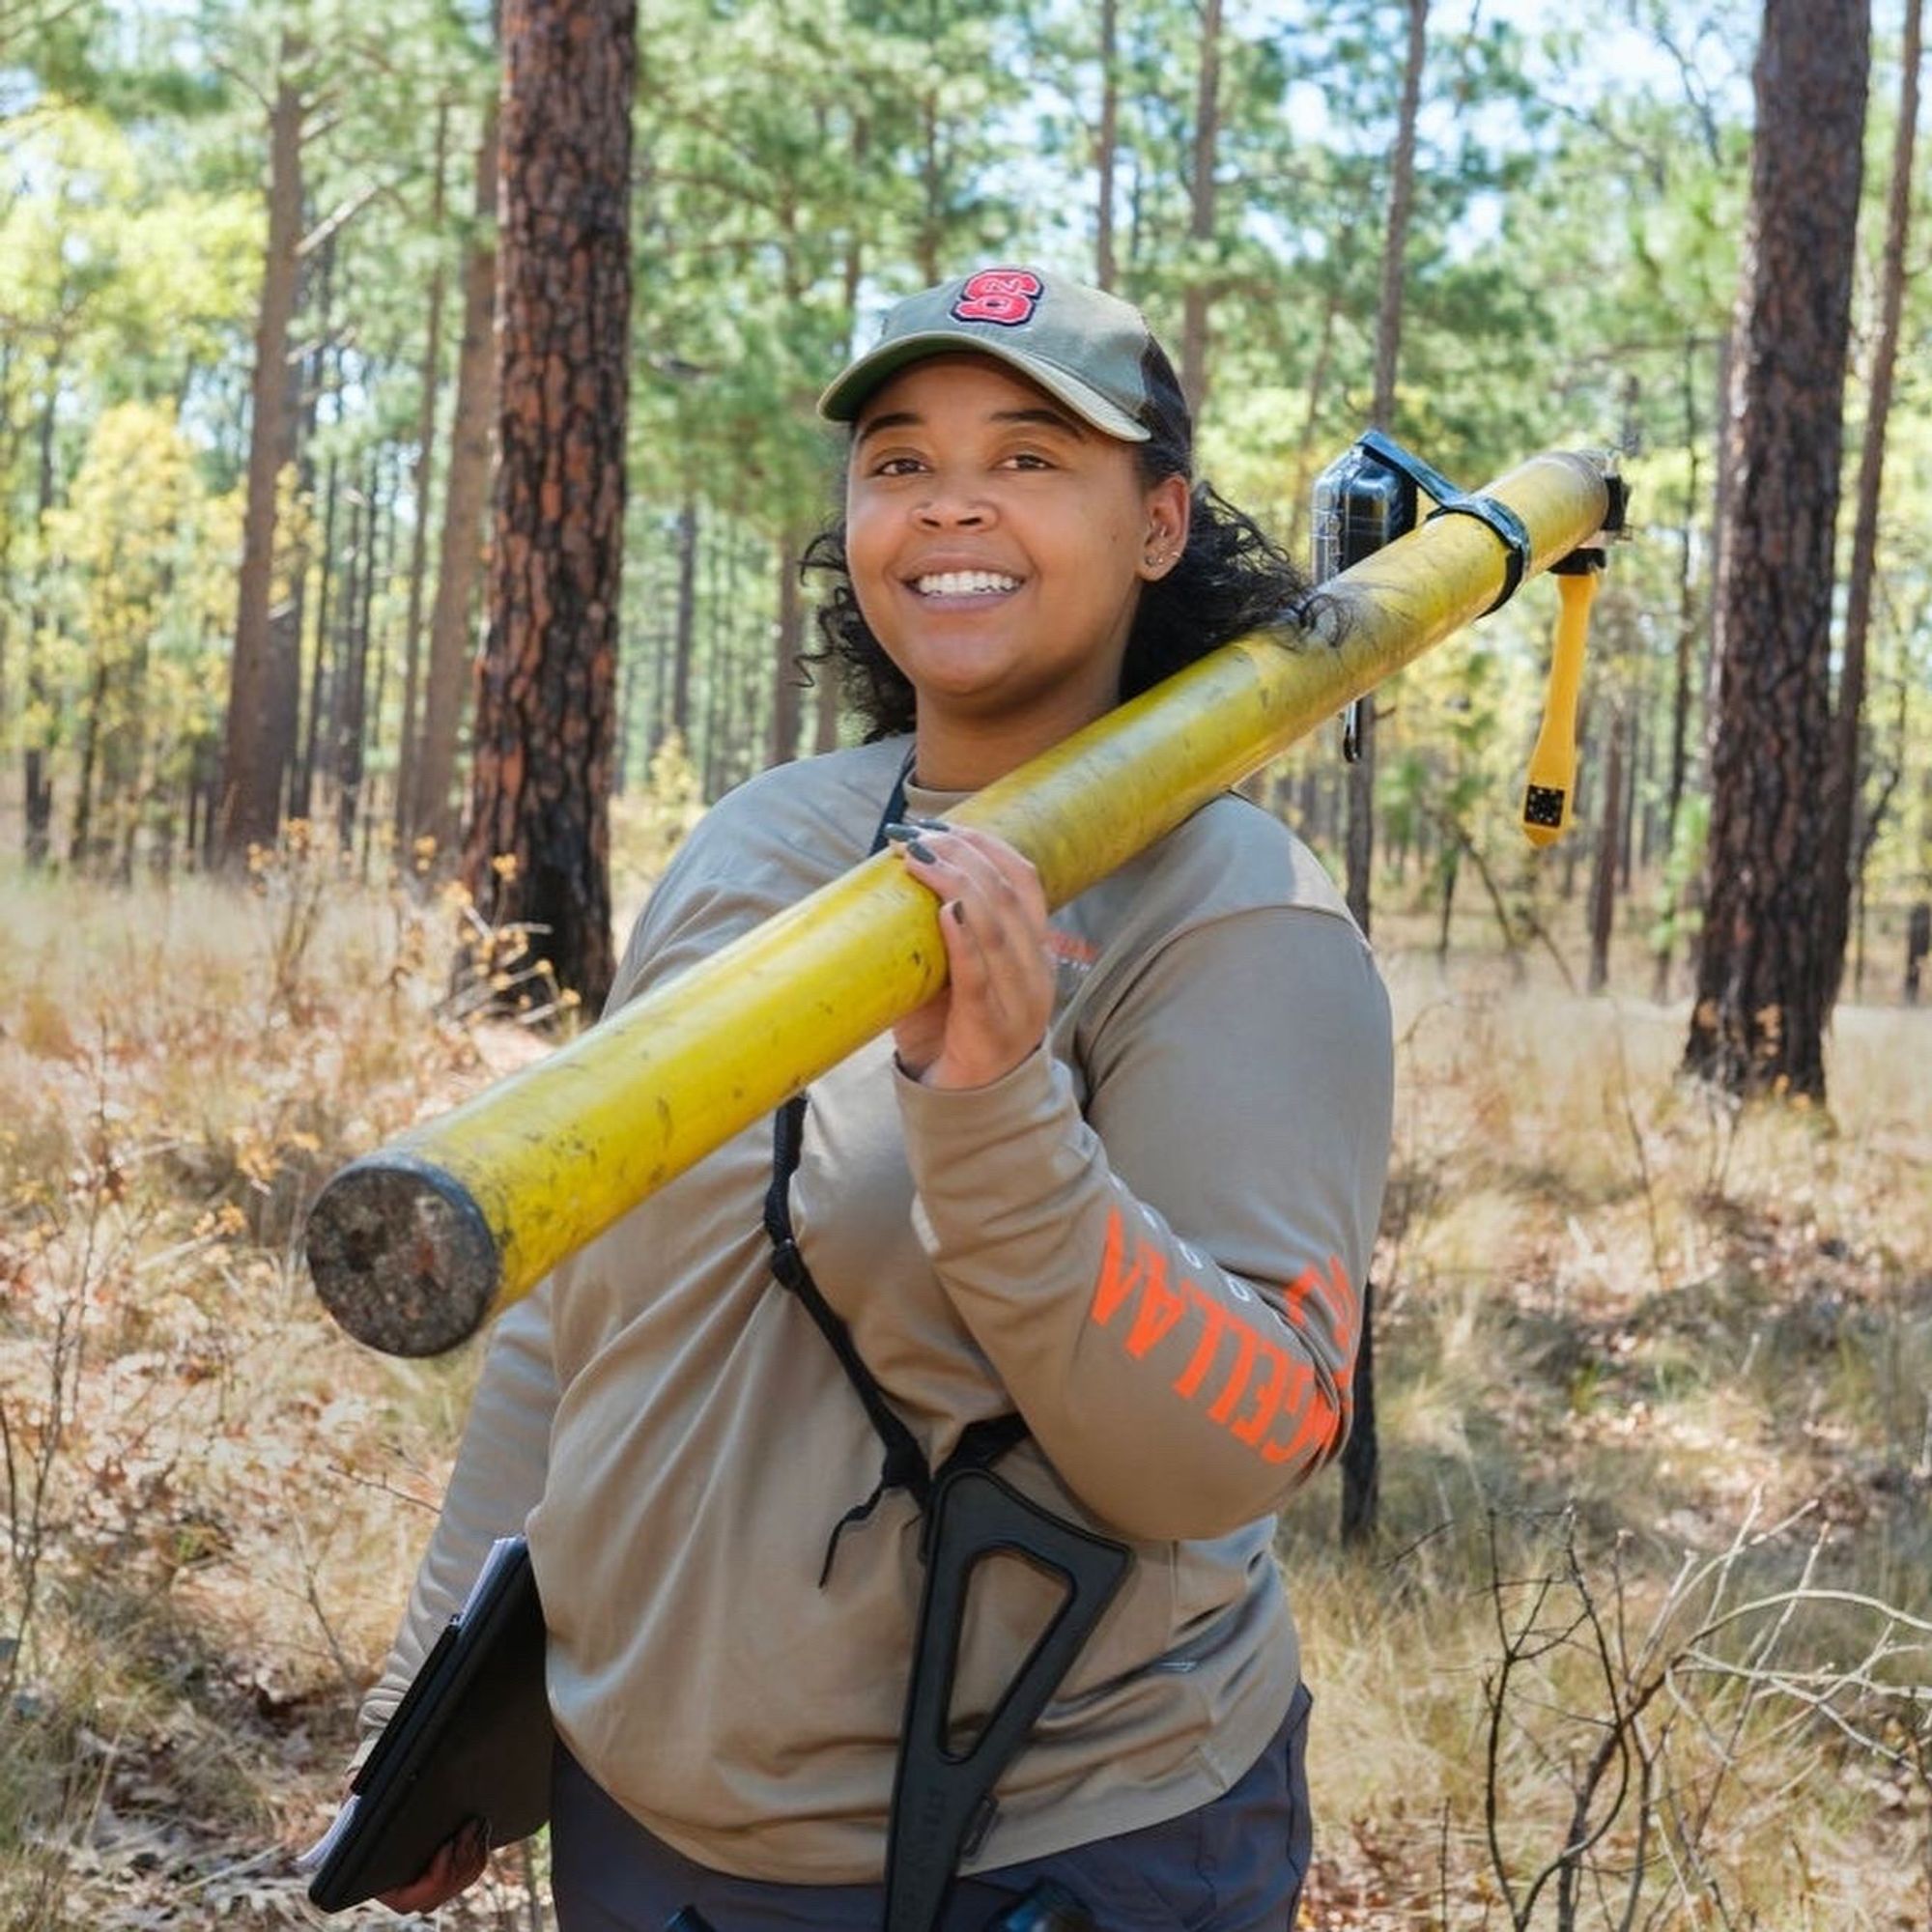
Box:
[549,1686,1312,1931]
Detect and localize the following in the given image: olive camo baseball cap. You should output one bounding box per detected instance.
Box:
[818,268,1184,445]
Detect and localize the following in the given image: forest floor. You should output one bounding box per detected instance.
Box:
[1,827,1928,1930]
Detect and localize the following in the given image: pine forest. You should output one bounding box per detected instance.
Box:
[1,0,1929,1925]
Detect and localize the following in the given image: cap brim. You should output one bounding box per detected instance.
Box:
[817,330,1150,442]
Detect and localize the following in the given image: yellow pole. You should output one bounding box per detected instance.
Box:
[307,449,1612,1355]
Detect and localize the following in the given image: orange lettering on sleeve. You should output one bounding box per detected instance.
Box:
[1090,1208,1146,1327]
[1281,1264,1324,1329]
[1123,1252,1184,1358]
[1230,1339,1290,1446]
[1172,1287,1230,1399]
[1207,1319,1260,1425]
[1263,1390,1339,1465]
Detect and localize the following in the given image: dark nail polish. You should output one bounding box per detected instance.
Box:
[883,822,917,842]
[910,814,952,832]
[907,839,937,864]
[951,899,968,924]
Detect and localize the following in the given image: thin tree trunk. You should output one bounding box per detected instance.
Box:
[219,54,306,861]
[397,101,451,844]
[1588,704,1625,993]
[1178,0,1222,415]
[1094,0,1120,291]
[669,493,698,744]
[1344,0,1428,947]
[296,452,339,823]
[462,0,635,1011]
[335,483,373,851]
[1819,0,1919,1004]
[1685,0,1868,1099]
[22,355,60,867]
[414,106,499,854]
[769,527,804,770]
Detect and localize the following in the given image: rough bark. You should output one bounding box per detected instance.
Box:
[1819,0,1919,1005]
[1684,0,1868,1099]
[461,0,636,1012]
[218,59,306,862]
[413,108,500,855]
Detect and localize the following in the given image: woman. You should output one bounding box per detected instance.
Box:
[360,269,1393,1929]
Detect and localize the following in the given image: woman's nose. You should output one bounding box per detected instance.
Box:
[914,483,992,528]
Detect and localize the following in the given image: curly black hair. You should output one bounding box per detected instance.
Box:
[800,339,1321,740]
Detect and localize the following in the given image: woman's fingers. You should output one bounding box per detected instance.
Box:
[375,1816,491,1914]
[892,827,1054,1089]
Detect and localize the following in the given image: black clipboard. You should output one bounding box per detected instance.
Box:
[302,1536,554,1912]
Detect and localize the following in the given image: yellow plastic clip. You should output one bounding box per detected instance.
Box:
[1520,554,1603,845]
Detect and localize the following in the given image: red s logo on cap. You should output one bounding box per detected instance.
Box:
[952,269,1043,327]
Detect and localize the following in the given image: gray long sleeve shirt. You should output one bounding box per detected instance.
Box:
[359,733,1393,1881]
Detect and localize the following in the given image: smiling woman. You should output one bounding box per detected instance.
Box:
[348,270,1394,1932]
[807,275,1321,760]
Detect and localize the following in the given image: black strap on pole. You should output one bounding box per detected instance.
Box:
[883,1467,1128,1932]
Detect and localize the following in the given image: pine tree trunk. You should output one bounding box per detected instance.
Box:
[22,355,60,867]
[219,57,306,861]
[334,484,373,852]
[1343,0,1427,949]
[769,528,804,770]
[1339,0,1427,1555]
[397,103,451,844]
[1588,705,1624,993]
[1684,0,1868,1100]
[1819,0,1918,1004]
[461,0,636,1012]
[670,493,698,744]
[1094,0,1120,291]
[1178,0,1222,415]
[295,452,339,824]
[414,108,499,856]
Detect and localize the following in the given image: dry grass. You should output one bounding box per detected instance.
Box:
[0,846,1927,1928]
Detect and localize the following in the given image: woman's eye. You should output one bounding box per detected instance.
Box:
[1002,451,1054,471]
[872,455,926,477]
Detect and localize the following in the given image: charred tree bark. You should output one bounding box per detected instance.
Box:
[219,56,306,862]
[1685,0,1868,1099]
[1820,0,1919,1005]
[461,0,635,1012]
[414,108,500,856]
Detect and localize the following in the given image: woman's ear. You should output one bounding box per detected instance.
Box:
[1138,473,1192,581]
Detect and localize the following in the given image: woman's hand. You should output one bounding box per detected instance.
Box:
[374,1815,490,1915]
[891,824,1054,1091]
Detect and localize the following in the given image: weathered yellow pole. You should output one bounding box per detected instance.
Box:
[307,449,1612,1355]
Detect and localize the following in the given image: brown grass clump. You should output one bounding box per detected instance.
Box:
[0,848,1926,1929]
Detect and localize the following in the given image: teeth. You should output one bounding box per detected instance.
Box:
[915,571,1020,597]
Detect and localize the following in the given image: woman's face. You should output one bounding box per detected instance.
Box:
[843,354,1188,750]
